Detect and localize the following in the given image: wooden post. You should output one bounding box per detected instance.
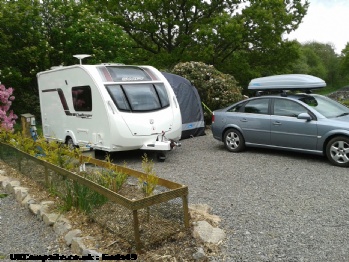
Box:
[44,166,49,187]
[132,210,142,251]
[182,194,190,228]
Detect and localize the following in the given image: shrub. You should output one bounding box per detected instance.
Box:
[171,61,243,123]
[0,83,18,131]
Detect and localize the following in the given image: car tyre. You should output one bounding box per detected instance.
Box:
[223,129,245,152]
[326,136,349,167]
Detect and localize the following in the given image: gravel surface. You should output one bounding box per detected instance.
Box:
[109,129,349,262]
[0,188,69,261]
[1,129,349,261]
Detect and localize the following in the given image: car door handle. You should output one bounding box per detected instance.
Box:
[240,118,248,122]
[273,121,282,126]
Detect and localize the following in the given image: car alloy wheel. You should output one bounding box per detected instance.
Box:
[326,136,349,167]
[223,128,245,152]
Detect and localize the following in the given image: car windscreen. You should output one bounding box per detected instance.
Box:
[298,95,349,118]
[106,83,170,112]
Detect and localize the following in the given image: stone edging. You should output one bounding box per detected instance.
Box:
[0,172,101,258]
[0,171,226,260]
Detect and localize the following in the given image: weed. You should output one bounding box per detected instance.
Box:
[138,153,159,197]
[93,154,129,192]
[0,193,8,198]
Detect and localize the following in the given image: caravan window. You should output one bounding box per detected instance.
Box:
[98,66,156,82]
[72,86,92,111]
[106,83,170,112]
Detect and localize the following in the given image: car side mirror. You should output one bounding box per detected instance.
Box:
[297,113,312,121]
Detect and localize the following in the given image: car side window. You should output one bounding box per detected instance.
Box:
[242,99,269,114]
[273,99,307,117]
[227,102,244,112]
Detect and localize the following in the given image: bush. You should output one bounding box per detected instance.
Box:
[171,62,243,123]
[0,83,18,131]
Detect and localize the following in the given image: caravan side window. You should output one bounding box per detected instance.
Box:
[72,86,92,111]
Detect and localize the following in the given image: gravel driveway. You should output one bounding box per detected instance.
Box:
[110,129,349,262]
[1,129,348,261]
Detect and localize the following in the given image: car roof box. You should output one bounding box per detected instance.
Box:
[248,74,326,91]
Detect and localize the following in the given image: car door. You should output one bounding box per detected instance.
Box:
[270,98,318,150]
[229,98,271,145]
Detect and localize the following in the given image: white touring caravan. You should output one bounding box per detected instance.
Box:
[37,56,182,161]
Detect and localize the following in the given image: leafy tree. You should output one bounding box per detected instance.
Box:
[0,0,133,119]
[0,0,46,117]
[102,0,309,71]
[339,43,349,87]
[220,40,302,92]
[290,41,341,88]
[40,0,133,66]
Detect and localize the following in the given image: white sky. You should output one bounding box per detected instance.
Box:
[286,0,349,54]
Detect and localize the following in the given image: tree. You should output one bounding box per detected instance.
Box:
[102,0,309,70]
[0,0,133,118]
[290,41,341,88]
[340,43,349,86]
[0,0,46,117]
[40,0,133,66]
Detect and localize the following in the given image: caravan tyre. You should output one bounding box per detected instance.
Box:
[66,137,75,150]
[157,152,166,162]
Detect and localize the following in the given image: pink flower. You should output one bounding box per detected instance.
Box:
[0,84,17,132]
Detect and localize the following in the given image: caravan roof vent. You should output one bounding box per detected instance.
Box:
[73,54,91,65]
[50,66,64,70]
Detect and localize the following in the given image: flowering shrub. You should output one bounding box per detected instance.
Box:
[0,83,18,131]
[171,62,243,122]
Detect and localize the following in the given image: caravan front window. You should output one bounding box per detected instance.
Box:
[106,83,170,112]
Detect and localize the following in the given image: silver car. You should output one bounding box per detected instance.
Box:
[211,93,349,167]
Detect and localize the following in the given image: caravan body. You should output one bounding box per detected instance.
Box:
[37,64,182,153]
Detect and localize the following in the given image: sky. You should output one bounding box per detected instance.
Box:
[287,0,349,54]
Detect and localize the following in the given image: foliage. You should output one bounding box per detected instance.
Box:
[139,154,158,197]
[2,0,349,117]
[0,84,18,131]
[339,43,349,87]
[0,0,132,118]
[290,42,341,89]
[35,138,80,170]
[91,154,128,193]
[172,61,243,122]
[102,0,309,70]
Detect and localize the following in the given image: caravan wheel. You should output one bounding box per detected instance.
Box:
[66,137,75,150]
[157,152,166,162]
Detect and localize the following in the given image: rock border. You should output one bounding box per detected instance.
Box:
[0,173,102,258]
[0,171,226,260]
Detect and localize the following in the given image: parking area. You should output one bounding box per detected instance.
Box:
[109,130,349,261]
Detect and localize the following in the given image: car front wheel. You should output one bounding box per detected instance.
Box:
[326,136,349,167]
[223,129,245,152]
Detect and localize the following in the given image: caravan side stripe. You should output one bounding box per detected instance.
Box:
[42,88,75,116]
